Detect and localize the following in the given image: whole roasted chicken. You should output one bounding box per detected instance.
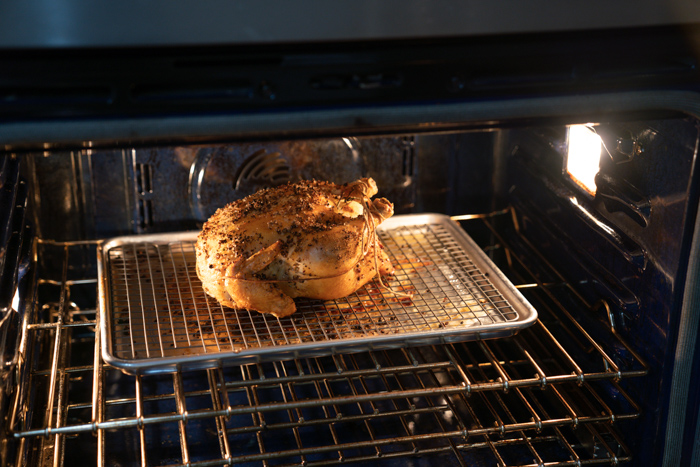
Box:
[195,178,394,318]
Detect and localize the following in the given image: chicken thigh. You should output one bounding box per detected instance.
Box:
[195,178,394,318]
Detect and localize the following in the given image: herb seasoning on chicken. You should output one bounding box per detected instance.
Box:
[195,178,395,318]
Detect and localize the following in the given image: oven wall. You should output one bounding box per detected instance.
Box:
[24,132,506,242]
[501,117,700,465]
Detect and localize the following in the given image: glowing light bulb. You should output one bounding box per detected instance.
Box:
[566,124,602,196]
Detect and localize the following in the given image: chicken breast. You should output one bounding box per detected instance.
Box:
[195,178,394,318]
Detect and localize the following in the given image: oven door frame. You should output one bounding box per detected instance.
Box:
[1,22,700,467]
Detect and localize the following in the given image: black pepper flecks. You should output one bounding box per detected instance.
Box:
[195,178,395,313]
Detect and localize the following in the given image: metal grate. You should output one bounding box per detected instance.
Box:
[101,215,536,373]
[9,213,648,467]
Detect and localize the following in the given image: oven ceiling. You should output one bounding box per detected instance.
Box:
[0,0,699,48]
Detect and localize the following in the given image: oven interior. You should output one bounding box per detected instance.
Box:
[1,110,697,466]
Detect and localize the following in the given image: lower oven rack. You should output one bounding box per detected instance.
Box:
[8,212,648,467]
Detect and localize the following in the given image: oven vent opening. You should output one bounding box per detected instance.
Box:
[135,163,152,196]
[134,162,154,231]
[136,199,153,230]
[173,55,284,69]
[234,149,291,191]
[402,136,415,179]
[469,68,573,90]
[0,86,113,106]
[130,81,255,102]
[310,72,402,91]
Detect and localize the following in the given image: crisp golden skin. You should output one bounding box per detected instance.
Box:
[195,178,394,318]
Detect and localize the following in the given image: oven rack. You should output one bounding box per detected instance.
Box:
[9,214,648,467]
[99,215,537,374]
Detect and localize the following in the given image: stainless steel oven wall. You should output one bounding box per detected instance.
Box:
[0,154,31,465]
[25,134,507,243]
[503,117,700,465]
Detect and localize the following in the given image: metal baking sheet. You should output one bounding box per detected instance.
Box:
[99,214,537,374]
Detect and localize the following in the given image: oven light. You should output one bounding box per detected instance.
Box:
[11,287,19,312]
[566,124,602,196]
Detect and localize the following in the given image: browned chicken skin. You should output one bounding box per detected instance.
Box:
[195,178,394,318]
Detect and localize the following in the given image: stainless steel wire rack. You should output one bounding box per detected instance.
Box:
[99,214,536,374]
[9,213,648,467]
